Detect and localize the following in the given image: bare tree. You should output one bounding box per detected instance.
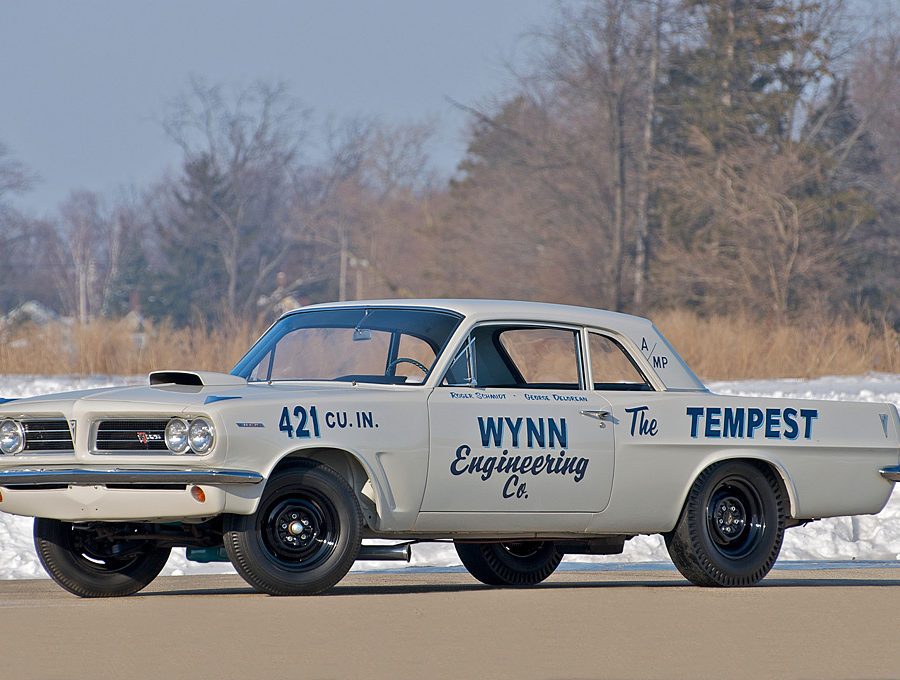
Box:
[0,144,36,308]
[160,79,309,319]
[633,0,664,310]
[0,143,33,205]
[847,14,900,320]
[847,15,900,190]
[447,0,662,311]
[656,144,819,315]
[293,117,437,302]
[46,191,122,322]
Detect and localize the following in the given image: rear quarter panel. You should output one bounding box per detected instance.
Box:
[587,392,899,534]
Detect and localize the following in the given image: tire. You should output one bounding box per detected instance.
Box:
[455,541,562,586]
[34,519,171,598]
[224,461,362,595]
[665,460,786,587]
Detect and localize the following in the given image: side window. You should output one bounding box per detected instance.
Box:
[497,328,581,389]
[589,333,651,391]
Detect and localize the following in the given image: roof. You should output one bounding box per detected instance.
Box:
[283,298,705,391]
[293,298,654,329]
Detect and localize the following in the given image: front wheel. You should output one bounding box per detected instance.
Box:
[455,541,562,586]
[34,519,171,598]
[224,461,362,595]
[665,460,786,587]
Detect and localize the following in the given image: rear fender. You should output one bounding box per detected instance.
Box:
[674,449,799,525]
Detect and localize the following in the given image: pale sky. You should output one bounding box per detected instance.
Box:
[0,1,555,214]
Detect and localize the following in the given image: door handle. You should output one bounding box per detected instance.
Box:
[580,409,611,421]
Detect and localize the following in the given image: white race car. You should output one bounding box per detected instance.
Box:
[0,300,897,596]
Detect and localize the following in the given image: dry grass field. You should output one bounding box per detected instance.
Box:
[655,310,899,380]
[0,318,258,377]
[0,310,896,381]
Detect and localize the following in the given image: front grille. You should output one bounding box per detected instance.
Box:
[95,419,170,452]
[23,419,74,452]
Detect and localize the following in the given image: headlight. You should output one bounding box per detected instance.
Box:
[188,417,215,454]
[0,419,25,454]
[164,418,190,454]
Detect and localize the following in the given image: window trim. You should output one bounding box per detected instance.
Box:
[582,327,662,392]
[437,321,588,390]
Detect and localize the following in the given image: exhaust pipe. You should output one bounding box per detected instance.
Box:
[356,543,412,562]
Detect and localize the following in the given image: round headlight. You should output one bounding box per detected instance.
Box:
[0,419,25,454]
[164,418,190,454]
[188,417,215,454]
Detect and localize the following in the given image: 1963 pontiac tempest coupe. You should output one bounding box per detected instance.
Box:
[0,300,897,597]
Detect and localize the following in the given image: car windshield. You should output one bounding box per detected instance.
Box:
[232,307,463,385]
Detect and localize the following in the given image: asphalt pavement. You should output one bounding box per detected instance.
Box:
[2,569,898,679]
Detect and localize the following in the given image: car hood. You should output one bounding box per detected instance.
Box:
[0,379,398,411]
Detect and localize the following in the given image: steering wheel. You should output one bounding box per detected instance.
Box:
[385,357,429,375]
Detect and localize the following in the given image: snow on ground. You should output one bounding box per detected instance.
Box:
[0,373,897,578]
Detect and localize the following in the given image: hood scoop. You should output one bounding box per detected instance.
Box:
[149,371,247,387]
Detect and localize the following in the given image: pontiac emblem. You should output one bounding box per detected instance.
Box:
[136,432,161,445]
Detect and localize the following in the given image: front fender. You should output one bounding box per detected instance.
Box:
[222,442,415,532]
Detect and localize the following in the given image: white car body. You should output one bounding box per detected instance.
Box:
[1,299,898,544]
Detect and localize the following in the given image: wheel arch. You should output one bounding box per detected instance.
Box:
[677,451,798,524]
[265,447,383,529]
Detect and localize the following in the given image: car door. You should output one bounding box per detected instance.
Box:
[421,323,615,516]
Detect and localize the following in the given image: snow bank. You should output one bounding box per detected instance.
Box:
[0,373,897,579]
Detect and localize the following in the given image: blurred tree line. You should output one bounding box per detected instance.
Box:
[0,0,897,329]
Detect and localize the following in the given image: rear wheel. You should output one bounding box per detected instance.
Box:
[224,461,362,595]
[665,460,786,587]
[455,541,562,586]
[34,519,171,598]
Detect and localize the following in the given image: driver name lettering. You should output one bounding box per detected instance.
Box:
[450,391,507,400]
[449,416,590,500]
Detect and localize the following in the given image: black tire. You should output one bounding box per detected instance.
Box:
[34,519,171,598]
[224,461,362,595]
[665,460,786,587]
[455,541,562,586]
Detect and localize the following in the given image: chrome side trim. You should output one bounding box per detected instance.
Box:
[0,468,264,486]
[879,466,900,482]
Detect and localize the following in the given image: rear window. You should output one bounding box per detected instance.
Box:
[589,333,651,391]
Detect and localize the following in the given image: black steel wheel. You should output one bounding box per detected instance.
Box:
[224,460,362,595]
[455,540,562,586]
[34,519,171,598]
[665,460,786,587]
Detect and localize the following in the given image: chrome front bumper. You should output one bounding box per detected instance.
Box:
[0,467,265,521]
[880,466,900,482]
[0,467,263,487]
